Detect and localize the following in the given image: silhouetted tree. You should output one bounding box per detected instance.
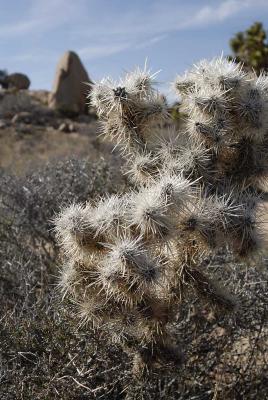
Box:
[229,22,268,74]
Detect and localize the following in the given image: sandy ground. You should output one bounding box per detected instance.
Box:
[0,89,122,174]
[0,116,123,175]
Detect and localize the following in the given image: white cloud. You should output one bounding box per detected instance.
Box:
[1,0,265,40]
[80,0,267,37]
[78,43,131,60]
[0,20,40,37]
[135,35,168,50]
[77,34,168,61]
[182,0,253,28]
[79,0,264,68]
[0,0,81,38]
[1,0,268,63]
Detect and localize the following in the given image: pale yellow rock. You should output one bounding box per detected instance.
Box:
[49,51,92,114]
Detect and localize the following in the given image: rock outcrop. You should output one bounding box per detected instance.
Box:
[49,51,92,115]
[5,73,30,90]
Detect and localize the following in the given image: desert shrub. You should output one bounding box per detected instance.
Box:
[0,156,122,334]
[169,101,186,124]
[1,305,131,399]
[1,250,267,399]
[0,157,130,399]
[54,57,268,387]
[0,157,118,265]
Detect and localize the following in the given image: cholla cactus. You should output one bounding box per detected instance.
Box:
[55,57,268,376]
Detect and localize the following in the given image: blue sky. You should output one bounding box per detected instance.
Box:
[1,0,268,99]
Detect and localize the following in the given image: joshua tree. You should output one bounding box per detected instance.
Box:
[55,57,268,377]
[230,22,268,74]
